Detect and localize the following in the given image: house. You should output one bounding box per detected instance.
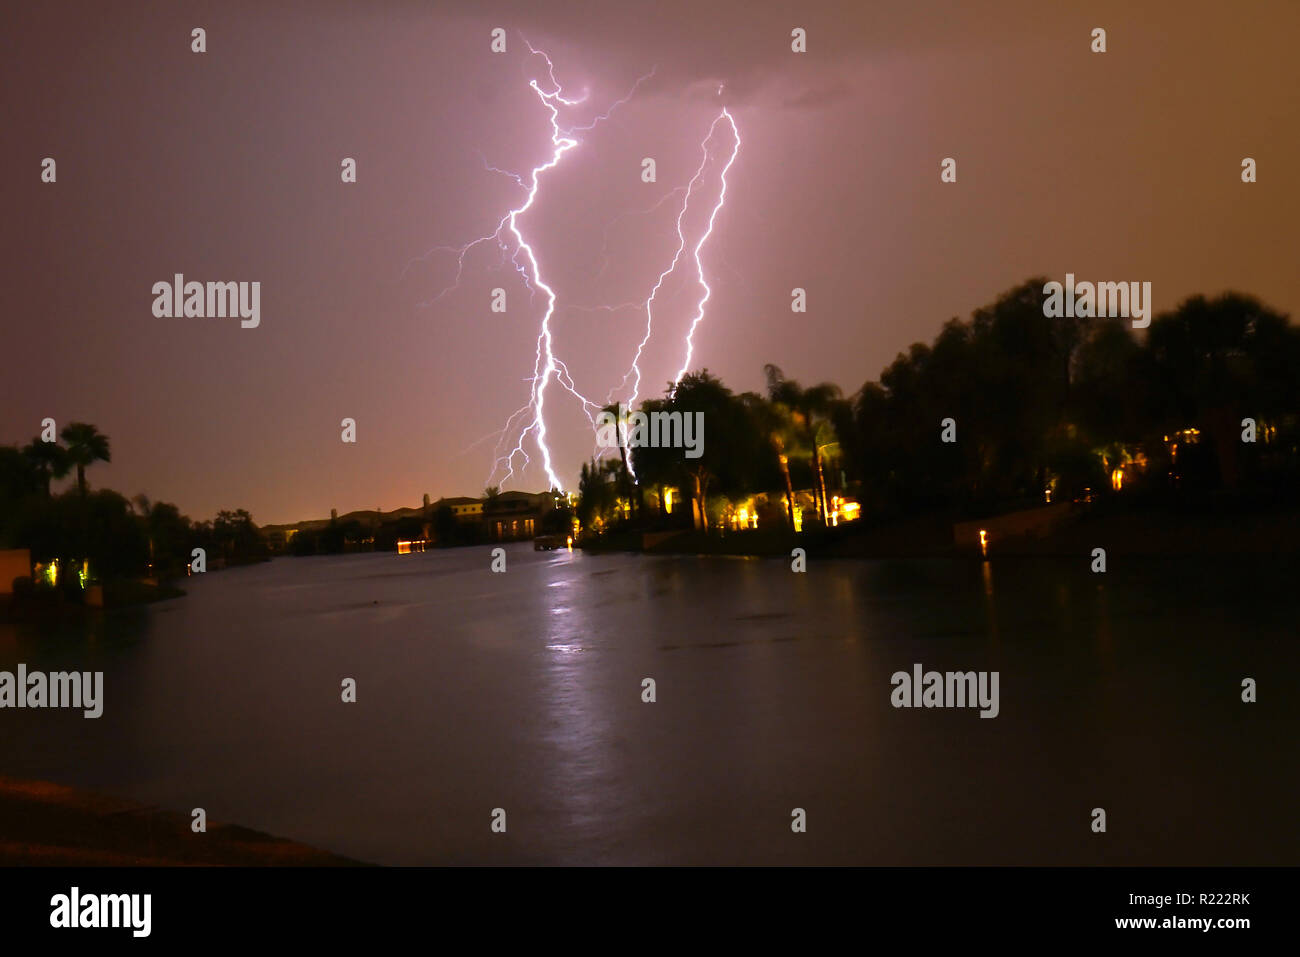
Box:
[434,497,484,523]
[483,491,554,541]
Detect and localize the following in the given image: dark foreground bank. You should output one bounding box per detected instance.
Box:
[0,776,361,866]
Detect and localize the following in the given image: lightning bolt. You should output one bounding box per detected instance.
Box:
[604,104,739,479]
[672,107,740,389]
[613,108,741,415]
[501,55,581,492]
[417,44,741,493]
[418,40,654,491]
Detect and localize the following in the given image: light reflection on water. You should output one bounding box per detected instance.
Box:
[0,546,1296,865]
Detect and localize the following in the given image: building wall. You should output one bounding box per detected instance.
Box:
[0,549,32,594]
[490,517,536,541]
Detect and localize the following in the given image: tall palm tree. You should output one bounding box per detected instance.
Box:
[744,391,800,528]
[59,422,111,497]
[799,385,842,525]
[601,401,638,519]
[765,366,841,526]
[21,437,71,497]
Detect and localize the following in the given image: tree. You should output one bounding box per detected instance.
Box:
[432,505,458,547]
[746,387,800,528]
[59,423,111,497]
[1072,320,1147,444]
[82,490,150,579]
[576,458,619,532]
[22,438,71,497]
[0,446,43,548]
[669,371,759,531]
[765,366,841,525]
[1146,293,1298,489]
[601,401,639,519]
[212,508,264,562]
[134,498,192,577]
[629,397,681,521]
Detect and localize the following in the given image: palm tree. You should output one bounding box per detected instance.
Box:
[765,366,841,525]
[21,437,71,497]
[60,422,111,497]
[600,401,639,519]
[799,385,842,525]
[745,391,800,528]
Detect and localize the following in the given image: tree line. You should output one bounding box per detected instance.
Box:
[577,279,1300,534]
[0,423,266,595]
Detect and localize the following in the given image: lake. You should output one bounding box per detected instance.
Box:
[1,545,1296,864]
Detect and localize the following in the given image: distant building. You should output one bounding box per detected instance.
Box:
[484,491,553,541]
[435,497,483,523]
[259,490,559,551]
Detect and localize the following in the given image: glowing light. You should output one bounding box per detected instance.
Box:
[422,40,741,490]
[732,505,757,530]
[424,38,655,492]
[617,108,741,411]
[979,530,989,558]
[672,108,740,389]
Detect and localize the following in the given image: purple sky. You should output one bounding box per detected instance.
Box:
[3,0,1298,524]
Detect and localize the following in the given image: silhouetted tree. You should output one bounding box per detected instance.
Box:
[59,423,111,497]
[22,438,71,497]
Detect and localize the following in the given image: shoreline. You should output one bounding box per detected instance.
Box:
[579,504,1300,561]
[0,776,363,866]
[6,506,1295,623]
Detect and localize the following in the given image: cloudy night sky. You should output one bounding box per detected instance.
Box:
[3,0,1297,524]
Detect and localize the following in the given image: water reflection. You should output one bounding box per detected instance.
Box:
[0,548,1295,865]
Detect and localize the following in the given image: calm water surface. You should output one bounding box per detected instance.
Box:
[1,545,1296,864]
